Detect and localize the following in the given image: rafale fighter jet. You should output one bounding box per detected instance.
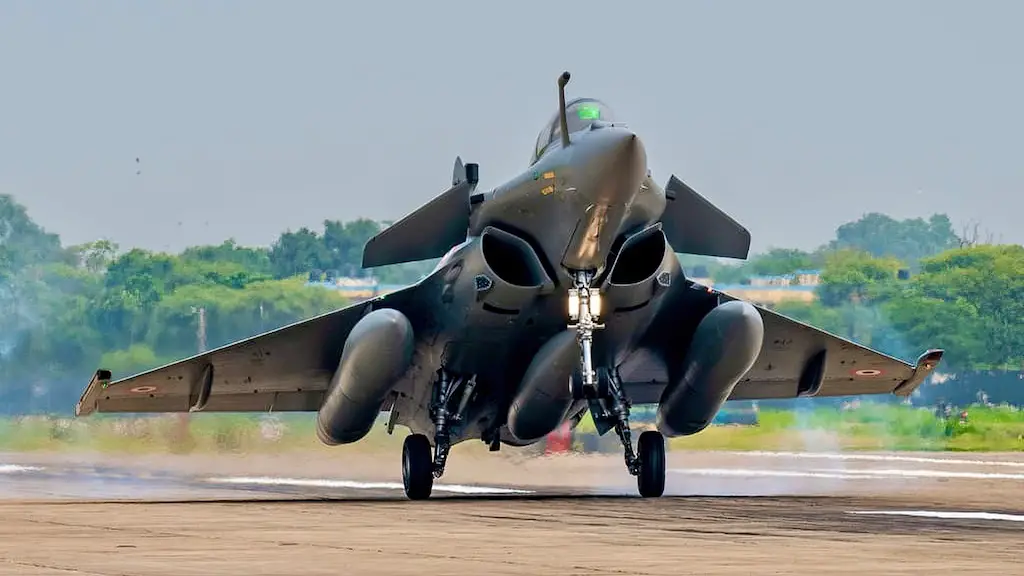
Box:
[77,72,945,500]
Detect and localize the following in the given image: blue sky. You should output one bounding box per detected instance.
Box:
[2,0,1020,254]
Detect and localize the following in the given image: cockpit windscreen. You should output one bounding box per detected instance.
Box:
[530,98,617,164]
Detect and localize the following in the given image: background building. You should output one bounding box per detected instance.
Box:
[306,275,405,301]
[690,269,821,306]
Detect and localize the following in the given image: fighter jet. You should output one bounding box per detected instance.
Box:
[76,72,944,500]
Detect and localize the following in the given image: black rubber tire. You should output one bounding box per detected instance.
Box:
[568,373,584,401]
[569,370,609,400]
[637,430,666,498]
[402,433,434,500]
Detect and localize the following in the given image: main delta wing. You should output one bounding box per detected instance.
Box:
[76,281,428,417]
[617,281,944,404]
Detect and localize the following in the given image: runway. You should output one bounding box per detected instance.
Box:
[1,449,1021,575]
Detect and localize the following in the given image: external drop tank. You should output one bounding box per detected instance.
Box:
[656,300,765,437]
[316,308,415,445]
[505,330,580,443]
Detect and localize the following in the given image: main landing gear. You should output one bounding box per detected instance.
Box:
[402,369,478,500]
[567,270,665,498]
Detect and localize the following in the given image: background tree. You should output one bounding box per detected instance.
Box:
[816,249,903,307]
[882,244,1024,371]
[704,212,961,284]
[323,219,379,277]
[0,194,65,278]
[828,212,960,266]
[181,239,272,276]
[270,220,434,285]
[269,227,329,279]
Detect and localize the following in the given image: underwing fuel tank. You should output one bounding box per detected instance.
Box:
[506,330,579,443]
[656,300,764,437]
[316,308,414,445]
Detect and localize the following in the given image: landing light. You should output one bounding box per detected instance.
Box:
[589,292,602,318]
[568,288,602,320]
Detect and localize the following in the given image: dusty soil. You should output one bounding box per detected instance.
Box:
[1,450,1021,575]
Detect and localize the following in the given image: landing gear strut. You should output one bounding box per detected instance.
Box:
[574,368,666,498]
[568,270,604,391]
[401,369,477,500]
[606,370,665,497]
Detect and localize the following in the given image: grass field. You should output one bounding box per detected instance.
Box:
[1,404,1022,455]
[663,404,1024,452]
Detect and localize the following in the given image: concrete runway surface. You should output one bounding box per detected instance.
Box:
[1,449,1022,575]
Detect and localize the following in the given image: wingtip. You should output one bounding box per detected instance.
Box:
[76,368,112,417]
[917,348,945,369]
[892,349,945,397]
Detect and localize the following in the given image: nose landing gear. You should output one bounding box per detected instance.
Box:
[565,271,665,498]
[567,270,604,393]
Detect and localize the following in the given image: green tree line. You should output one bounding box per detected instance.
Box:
[686,212,1022,373]
[0,194,1020,413]
[0,196,431,413]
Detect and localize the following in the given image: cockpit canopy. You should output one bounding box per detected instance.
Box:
[530,98,617,164]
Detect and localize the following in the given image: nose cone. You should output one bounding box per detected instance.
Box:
[601,128,645,168]
[585,128,647,205]
[559,126,649,272]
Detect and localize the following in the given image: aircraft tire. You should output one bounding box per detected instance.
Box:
[567,369,611,400]
[568,373,584,401]
[402,433,433,500]
[636,430,666,498]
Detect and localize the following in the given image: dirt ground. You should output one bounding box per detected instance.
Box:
[1,450,1021,575]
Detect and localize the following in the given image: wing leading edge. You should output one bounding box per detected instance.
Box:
[75,282,425,417]
[618,282,944,404]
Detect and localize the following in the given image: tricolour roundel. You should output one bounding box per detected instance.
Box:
[130,386,157,393]
[852,369,883,377]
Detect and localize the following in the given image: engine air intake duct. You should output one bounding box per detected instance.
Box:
[608,226,667,285]
[600,224,674,312]
[462,226,554,313]
[480,227,548,288]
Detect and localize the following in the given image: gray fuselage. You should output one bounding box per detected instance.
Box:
[384,115,682,448]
